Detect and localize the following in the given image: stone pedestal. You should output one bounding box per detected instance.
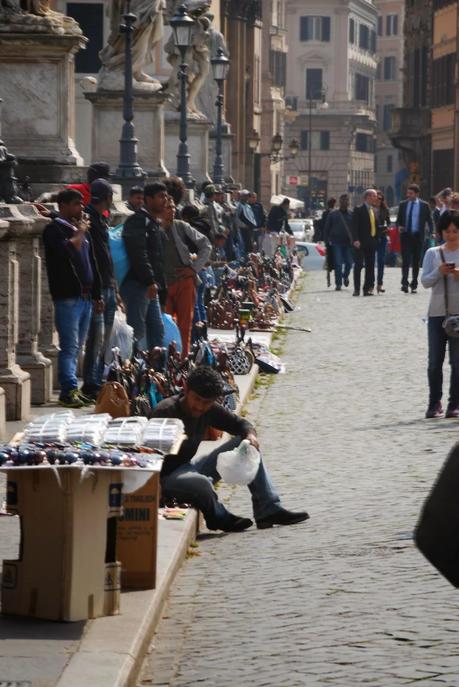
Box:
[16,205,53,404]
[85,90,169,178]
[165,112,212,186]
[0,211,31,421]
[0,31,86,185]
[0,386,6,441]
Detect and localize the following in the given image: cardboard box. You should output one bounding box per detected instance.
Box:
[117,473,159,589]
[2,468,123,622]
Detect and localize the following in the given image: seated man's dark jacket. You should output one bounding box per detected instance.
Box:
[43,217,101,300]
[86,204,115,289]
[122,208,165,291]
[151,394,255,476]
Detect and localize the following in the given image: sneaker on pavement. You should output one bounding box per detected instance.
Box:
[445,406,459,418]
[59,389,85,409]
[344,278,349,287]
[256,508,310,529]
[425,402,444,419]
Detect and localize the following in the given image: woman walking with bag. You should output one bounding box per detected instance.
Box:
[421,213,459,418]
[375,192,391,292]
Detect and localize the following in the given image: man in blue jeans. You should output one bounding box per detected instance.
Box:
[121,182,167,350]
[43,189,102,408]
[81,179,117,400]
[323,193,354,290]
[152,366,309,532]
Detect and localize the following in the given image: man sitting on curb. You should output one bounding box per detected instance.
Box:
[152,366,309,532]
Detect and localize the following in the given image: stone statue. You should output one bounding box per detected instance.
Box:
[0,0,82,34]
[164,0,213,119]
[0,139,22,203]
[196,14,229,124]
[98,0,166,92]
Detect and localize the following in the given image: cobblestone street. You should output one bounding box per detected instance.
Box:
[138,267,459,687]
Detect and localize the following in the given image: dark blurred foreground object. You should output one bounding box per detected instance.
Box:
[415,442,459,587]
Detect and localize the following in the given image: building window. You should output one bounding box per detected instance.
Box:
[359,24,369,50]
[384,56,397,80]
[300,131,331,150]
[411,47,428,107]
[355,133,374,153]
[432,53,455,107]
[270,50,287,88]
[386,15,398,35]
[370,30,377,53]
[349,18,355,44]
[387,155,393,172]
[376,62,381,80]
[305,68,323,99]
[66,2,104,74]
[377,16,383,36]
[300,16,331,41]
[383,104,395,130]
[355,73,370,103]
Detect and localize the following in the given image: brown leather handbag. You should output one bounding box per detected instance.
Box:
[95,382,130,418]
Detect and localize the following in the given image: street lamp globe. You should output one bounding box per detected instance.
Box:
[248,129,261,152]
[211,47,230,83]
[271,133,283,154]
[170,4,194,52]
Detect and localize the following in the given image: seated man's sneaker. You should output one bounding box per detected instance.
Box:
[59,388,85,409]
[219,514,253,533]
[256,508,310,529]
[77,390,96,406]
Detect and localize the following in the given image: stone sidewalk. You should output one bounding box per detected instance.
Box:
[138,267,459,687]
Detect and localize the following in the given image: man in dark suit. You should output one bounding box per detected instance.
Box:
[396,183,434,293]
[351,189,379,296]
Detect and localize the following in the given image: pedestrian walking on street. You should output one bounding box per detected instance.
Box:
[375,191,391,293]
[121,182,167,350]
[152,366,309,532]
[323,193,353,291]
[81,179,117,401]
[351,189,379,296]
[42,189,102,408]
[397,183,433,294]
[421,213,459,418]
[159,199,211,357]
[314,197,336,242]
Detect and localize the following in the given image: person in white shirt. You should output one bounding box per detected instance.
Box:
[421,213,459,418]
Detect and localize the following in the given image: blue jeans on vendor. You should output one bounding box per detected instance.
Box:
[377,236,387,287]
[120,278,164,350]
[427,316,459,409]
[160,436,282,529]
[54,297,92,397]
[82,286,117,394]
[332,244,353,288]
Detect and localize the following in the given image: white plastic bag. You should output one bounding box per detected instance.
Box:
[106,310,134,363]
[216,439,261,486]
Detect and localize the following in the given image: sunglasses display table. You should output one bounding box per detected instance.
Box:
[1,460,162,622]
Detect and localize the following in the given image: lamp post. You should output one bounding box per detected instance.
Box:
[211,48,230,185]
[248,132,299,196]
[116,0,145,180]
[306,89,328,213]
[170,4,195,189]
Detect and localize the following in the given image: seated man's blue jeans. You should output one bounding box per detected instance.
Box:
[428,316,459,409]
[332,244,353,288]
[120,278,164,350]
[160,436,282,529]
[54,297,92,395]
[83,286,117,391]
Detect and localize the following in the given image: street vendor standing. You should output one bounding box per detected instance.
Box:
[151,366,309,532]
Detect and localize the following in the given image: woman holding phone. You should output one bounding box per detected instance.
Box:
[421,213,459,418]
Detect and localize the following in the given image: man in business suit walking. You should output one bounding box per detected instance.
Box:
[351,189,379,296]
[396,183,434,293]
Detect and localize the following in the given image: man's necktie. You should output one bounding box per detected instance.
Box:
[406,202,414,232]
[369,207,376,238]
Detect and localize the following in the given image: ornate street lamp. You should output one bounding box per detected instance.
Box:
[170,4,195,188]
[211,48,230,185]
[116,0,145,180]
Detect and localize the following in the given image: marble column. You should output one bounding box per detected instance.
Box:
[0,207,31,421]
[16,205,53,404]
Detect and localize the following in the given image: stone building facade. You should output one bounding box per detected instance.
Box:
[284,0,377,211]
[390,0,432,197]
[373,0,406,205]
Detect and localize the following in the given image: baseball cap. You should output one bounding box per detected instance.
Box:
[90,178,113,202]
[88,162,111,183]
